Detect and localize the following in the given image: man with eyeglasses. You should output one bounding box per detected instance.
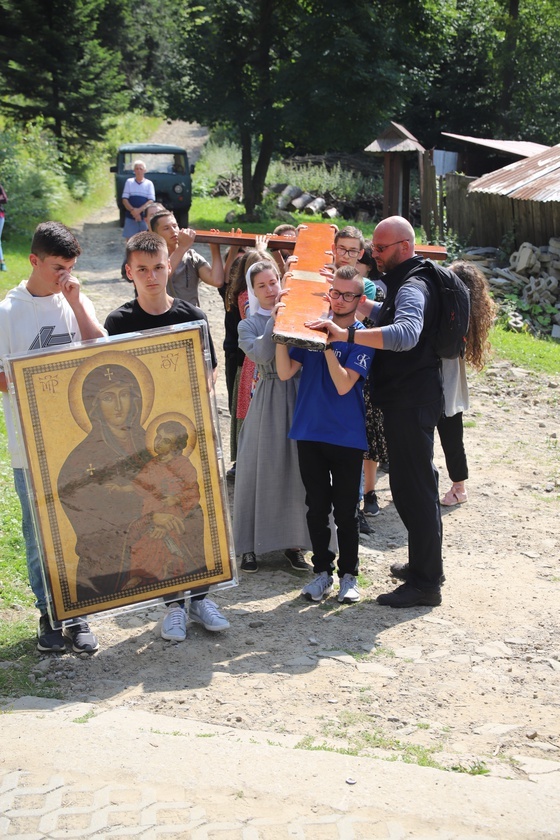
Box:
[276,265,373,606]
[306,216,444,609]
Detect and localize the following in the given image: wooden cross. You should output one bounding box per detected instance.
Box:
[194,224,447,349]
[193,229,447,261]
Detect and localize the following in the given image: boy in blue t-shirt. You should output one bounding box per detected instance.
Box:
[276,265,373,605]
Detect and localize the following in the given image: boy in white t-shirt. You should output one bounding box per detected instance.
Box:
[0,222,105,653]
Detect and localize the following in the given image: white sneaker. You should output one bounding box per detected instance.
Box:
[338,574,360,603]
[161,605,187,641]
[301,572,333,602]
[189,598,230,632]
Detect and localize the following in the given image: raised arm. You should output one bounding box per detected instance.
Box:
[59,273,106,340]
[198,242,224,288]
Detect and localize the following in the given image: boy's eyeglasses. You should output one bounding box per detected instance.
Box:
[334,245,361,258]
[328,288,361,302]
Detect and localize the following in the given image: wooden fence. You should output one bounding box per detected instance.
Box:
[445,173,560,248]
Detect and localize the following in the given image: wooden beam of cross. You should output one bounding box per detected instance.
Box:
[193,229,448,261]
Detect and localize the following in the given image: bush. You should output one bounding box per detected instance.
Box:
[192,139,241,197]
[0,121,71,236]
[267,160,383,202]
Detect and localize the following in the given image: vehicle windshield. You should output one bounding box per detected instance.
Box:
[122,153,186,175]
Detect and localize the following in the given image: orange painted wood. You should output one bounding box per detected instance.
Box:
[193,229,447,261]
[272,223,334,350]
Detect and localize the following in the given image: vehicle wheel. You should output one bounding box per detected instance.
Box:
[119,207,125,227]
[175,209,189,228]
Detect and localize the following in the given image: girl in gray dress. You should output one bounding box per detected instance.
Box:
[233,260,312,574]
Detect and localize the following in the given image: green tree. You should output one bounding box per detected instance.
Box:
[0,0,128,154]
[95,0,176,114]
[401,0,560,147]
[164,0,409,216]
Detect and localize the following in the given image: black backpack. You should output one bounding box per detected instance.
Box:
[406,260,471,359]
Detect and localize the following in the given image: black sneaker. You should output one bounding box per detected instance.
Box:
[37,614,66,653]
[390,562,446,585]
[241,552,258,572]
[284,549,311,571]
[226,463,236,483]
[363,491,380,516]
[377,582,442,608]
[358,509,372,535]
[62,618,99,654]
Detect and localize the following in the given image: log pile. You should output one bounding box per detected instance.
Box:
[270,183,392,222]
[460,238,560,337]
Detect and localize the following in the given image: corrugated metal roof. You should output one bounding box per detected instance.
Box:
[467,144,560,202]
[365,121,425,154]
[442,132,549,159]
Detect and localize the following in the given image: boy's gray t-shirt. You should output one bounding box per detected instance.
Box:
[167,248,209,307]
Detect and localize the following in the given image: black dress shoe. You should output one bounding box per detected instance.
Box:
[377,582,442,608]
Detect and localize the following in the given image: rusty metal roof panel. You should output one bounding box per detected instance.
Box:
[467,145,560,202]
[442,132,550,159]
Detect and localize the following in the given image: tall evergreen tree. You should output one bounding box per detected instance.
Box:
[0,0,128,151]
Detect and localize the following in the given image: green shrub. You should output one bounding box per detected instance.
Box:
[0,121,71,236]
[193,139,242,197]
[267,160,383,201]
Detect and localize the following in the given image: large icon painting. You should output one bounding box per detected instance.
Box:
[6,324,235,621]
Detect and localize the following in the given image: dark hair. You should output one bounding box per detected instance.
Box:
[150,211,176,233]
[226,247,269,311]
[273,224,297,237]
[357,242,375,269]
[333,264,364,293]
[31,222,81,260]
[334,226,365,249]
[125,231,168,264]
[357,243,379,279]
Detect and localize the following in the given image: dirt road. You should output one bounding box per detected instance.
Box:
[8,121,560,792]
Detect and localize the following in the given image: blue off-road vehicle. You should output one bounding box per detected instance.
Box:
[111,143,194,227]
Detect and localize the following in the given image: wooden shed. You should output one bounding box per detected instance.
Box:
[446,144,560,248]
[364,122,424,221]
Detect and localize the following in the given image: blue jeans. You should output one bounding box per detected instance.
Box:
[13,468,47,614]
